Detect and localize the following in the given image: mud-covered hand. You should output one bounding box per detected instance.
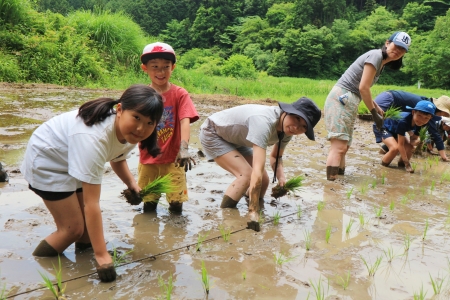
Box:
[404,161,414,173]
[96,263,116,282]
[175,140,196,172]
[371,108,384,130]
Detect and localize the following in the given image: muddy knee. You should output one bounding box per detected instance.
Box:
[220,195,239,208]
[33,239,61,257]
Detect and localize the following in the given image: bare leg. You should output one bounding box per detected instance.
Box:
[37,193,85,254]
[326,138,348,180]
[215,150,253,203]
[381,137,399,166]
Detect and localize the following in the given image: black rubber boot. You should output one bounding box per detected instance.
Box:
[338,167,345,175]
[326,166,339,181]
[143,200,158,212]
[75,242,92,251]
[32,239,60,257]
[220,195,239,208]
[168,201,183,213]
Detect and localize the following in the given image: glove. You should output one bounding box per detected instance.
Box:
[175,140,196,172]
[371,108,384,130]
[97,263,117,282]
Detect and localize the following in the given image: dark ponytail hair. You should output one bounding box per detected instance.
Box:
[381,43,403,70]
[78,84,164,157]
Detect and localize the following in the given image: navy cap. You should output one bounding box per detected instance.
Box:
[278,97,321,140]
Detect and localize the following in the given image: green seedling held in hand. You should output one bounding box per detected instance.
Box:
[271,175,304,199]
[384,106,402,121]
[122,174,176,205]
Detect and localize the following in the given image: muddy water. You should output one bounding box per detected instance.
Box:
[1,84,450,299]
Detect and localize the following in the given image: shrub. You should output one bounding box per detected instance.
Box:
[221,54,257,79]
[0,51,22,82]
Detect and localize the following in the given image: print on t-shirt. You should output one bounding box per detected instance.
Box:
[157,106,174,143]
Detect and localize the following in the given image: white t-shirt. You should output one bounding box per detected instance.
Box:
[207,104,292,149]
[21,110,136,191]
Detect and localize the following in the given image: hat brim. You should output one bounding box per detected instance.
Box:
[141,52,176,64]
[278,102,315,140]
[406,105,435,115]
[392,41,408,52]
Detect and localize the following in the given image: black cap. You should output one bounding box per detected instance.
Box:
[278,97,321,140]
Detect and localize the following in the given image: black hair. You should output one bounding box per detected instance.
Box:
[78,84,164,157]
[381,43,403,70]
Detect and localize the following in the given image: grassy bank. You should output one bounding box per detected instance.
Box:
[101,67,450,109]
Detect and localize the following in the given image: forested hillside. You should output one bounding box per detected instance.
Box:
[2,0,450,88]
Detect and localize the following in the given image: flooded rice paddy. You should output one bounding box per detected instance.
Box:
[1,83,450,299]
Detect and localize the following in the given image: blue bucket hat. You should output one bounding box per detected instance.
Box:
[406,100,436,115]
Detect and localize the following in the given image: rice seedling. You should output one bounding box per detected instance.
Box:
[200,261,210,295]
[112,246,133,267]
[381,172,386,184]
[122,174,175,205]
[414,126,430,155]
[345,218,355,234]
[440,171,450,183]
[383,246,397,263]
[273,211,281,225]
[309,275,329,300]
[317,201,325,211]
[38,255,67,300]
[0,277,8,300]
[271,175,304,199]
[360,255,382,277]
[433,156,440,165]
[371,179,377,188]
[304,230,312,251]
[218,225,231,242]
[411,162,418,172]
[375,205,383,218]
[196,232,209,252]
[335,271,350,290]
[325,224,332,244]
[346,187,353,199]
[358,211,367,227]
[421,187,426,195]
[242,270,246,280]
[384,106,402,121]
[429,272,446,295]
[430,180,435,194]
[389,200,395,211]
[158,273,174,300]
[359,183,368,195]
[273,252,297,266]
[413,284,427,300]
[296,204,302,219]
[422,219,429,241]
[404,234,411,252]
[400,195,409,205]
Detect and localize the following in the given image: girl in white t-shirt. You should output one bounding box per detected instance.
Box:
[21,84,163,282]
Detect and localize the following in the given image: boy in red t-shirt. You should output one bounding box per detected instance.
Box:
[138,42,199,212]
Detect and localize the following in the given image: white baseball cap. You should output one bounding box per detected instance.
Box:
[141,42,176,64]
[388,31,411,52]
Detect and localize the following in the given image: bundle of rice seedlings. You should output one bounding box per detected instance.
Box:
[121,174,176,205]
[383,106,402,121]
[414,126,429,155]
[271,175,304,199]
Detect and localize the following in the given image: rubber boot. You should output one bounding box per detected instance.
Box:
[32,239,60,257]
[381,160,390,167]
[143,200,158,212]
[75,242,92,251]
[220,195,239,208]
[168,201,183,213]
[397,159,405,168]
[326,166,339,181]
[338,167,345,175]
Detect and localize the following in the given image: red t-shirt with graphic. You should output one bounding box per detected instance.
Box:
[139,84,199,164]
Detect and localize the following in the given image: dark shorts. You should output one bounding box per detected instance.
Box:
[373,124,397,143]
[29,184,83,201]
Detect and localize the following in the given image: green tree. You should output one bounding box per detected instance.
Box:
[159,19,191,53]
[402,3,434,32]
[221,54,257,79]
[267,49,288,77]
